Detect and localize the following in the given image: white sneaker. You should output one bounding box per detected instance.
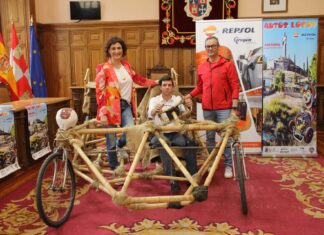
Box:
[224,166,233,179]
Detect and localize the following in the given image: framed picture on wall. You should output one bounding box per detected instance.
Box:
[262,0,287,13]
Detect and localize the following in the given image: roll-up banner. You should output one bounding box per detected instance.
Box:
[196,19,263,154]
[26,103,51,160]
[262,18,318,157]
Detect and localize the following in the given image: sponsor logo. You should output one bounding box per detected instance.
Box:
[301,33,316,37]
[293,32,299,37]
[203,25,217,37]
[0,112,9,117]
[309,147,315,153]
[222,27,255,34]
[233,37,252,44]
[264,43,281,47]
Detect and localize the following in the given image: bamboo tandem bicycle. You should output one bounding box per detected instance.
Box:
[35,101,248,227]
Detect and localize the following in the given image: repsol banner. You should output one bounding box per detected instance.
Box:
[262,18,318,157]
[0,106,20,178]
[196,19,263,154]
[26,103,51,160]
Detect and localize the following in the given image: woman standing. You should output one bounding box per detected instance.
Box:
[95,36,157,169]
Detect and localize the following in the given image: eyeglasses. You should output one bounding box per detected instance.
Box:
[205,44,218,49]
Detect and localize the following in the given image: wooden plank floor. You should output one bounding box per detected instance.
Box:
[1,131,324,199]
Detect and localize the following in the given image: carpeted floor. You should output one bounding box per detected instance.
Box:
[0,156,323,235]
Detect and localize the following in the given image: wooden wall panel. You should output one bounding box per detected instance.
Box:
[142,47,159,73]
[161,48,180,75]
[70,31,87,47]
[124,30,140,45]
[318,20,324,85]
[7,0,26,28]
[88,46,103,81]
[142,29,158,44]
[319,43,324,85]
[39,32,53,95]
[127,46,141,72]
[53,31,69,46]
[88,30,103,46]
[0,0,32,61]
[70,47,87,86]
[180,48,196,85]
[318,86,324,131]
[52,47,71,97]
[104,30,122,43]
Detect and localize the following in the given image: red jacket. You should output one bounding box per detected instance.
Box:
[95,59,156,125]
[190,56,240,110]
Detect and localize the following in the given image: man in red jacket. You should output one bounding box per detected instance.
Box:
[185,36,240,178]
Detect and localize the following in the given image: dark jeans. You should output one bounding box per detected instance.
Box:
[150,132,198,177]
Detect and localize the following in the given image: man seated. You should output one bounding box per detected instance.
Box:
[148,75,198,194]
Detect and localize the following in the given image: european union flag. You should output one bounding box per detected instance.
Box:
[30,24,47,97]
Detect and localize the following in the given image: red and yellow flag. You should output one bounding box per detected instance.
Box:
[10,22,33,99]
[0,33,19,101]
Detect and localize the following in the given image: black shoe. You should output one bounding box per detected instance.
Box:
[170,181,181,194]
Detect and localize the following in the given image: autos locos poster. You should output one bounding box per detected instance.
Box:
[262,18,318,157]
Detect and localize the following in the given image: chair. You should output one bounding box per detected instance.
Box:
[146,64,171,81]
[0,83,11,103]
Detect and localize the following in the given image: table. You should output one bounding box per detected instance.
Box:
[3,97,70,169]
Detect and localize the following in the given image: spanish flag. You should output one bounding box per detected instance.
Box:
[0,32,19,101]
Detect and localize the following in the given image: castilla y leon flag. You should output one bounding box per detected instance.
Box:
[0,33,19,101]
[10,22,33,99]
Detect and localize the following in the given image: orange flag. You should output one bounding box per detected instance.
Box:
[0,32,19,101]
[10,22,33,99]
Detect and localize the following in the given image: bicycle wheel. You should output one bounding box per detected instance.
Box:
[234,145,248,215]
[36,151,76,227]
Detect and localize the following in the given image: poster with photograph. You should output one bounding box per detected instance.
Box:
[196,19,263,153]
[26,103,51,160]
[0,106,20,178]
[262,18,318,156]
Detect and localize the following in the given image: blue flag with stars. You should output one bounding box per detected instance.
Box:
[30,24,47,97]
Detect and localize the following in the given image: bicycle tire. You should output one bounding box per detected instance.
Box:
[36,151,76,227]
[234,145,248,214]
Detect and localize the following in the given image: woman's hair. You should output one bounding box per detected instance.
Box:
[104,36,127,58]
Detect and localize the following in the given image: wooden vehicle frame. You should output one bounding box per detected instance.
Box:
[35,109,248,227]
[35,68,248,227]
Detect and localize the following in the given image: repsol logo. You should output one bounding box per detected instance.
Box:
[234,37,252,44]
[222,27,255,33]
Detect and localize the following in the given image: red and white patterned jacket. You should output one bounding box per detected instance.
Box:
[95,59,156,125]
